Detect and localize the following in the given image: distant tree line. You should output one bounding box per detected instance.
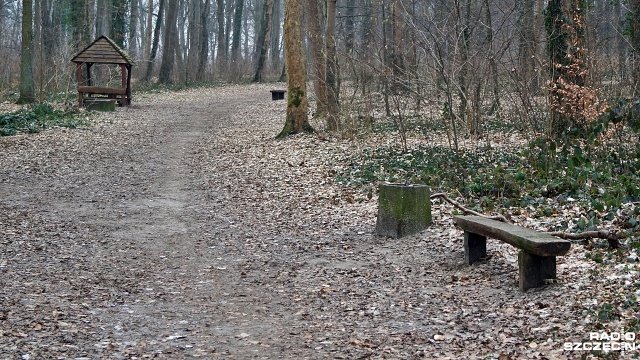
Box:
[2,0,640,137]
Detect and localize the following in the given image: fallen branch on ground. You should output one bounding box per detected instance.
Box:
[549,230,619,248]
[430,192,508,222]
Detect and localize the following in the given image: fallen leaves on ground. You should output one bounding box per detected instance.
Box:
[0,84,638,359]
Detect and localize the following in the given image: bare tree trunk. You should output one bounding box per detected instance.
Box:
[144,0,165,82]
[128,0,139,58]
[197,0,211,80]
[144,0,153,72]
[230,0,244,79]
[277,0,313,138]
[216,0,227,74]
[110,0,127,47]
[484,0,499,114]
[186,0,201,84]
[18,0,35,104]
[306,0,327,116]
[96,0,106,37]
[390,0,405,91]
[455,0,471,126]
[159,0,179,84]
[270,0,281,71]
[629,0,640,95]
[253,0,273,82]
[325,0,339,130]
[518,0,536,94]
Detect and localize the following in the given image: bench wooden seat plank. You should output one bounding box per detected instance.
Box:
[454,216,570,257]
[454,215,571,291]
[77,86,127,95]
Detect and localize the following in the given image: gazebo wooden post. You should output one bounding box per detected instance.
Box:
[75,63,84,107]
[120,64,126,105]
[126,65,132,105]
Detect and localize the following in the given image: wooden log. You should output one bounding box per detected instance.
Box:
[454,216,570,257]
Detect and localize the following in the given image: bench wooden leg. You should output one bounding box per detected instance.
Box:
[464,231,487,264]
[518,251,556,291]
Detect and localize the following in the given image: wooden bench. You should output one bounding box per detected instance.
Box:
[77,85,130,106]
[270,89,286,101]
[453,216,571,291]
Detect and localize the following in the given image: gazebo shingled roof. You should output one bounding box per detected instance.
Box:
[71,35,135,66]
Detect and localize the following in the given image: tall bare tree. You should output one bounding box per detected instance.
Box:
[17,0,35,104]
[158,0,179,84]
[277,0,313,138]
[629,0,640,94]
[306,0,327,117]
[253,0,273,82]
[230,0,244,79]
[215,0,226,73]
[144,0,165,82]
[325,0,339,130]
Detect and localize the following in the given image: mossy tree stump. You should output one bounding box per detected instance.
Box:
[375,183,432,238]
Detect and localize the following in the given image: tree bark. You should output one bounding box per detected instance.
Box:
[186,0,202,84]
[197,0,211,80]
[629,0,640,95]
[325,0,339,130]
[518,0,536,94]
[144,0,165,82]
[110,0,127,47]
[216,0,226,74]
[96,0,106,37]
[128,0,139,58]
[144,0,153,63]
[17,0,35,104]
[270,0,281,70]
[277,0,313,138]
[230,0,244,79]
[306,0,327,116]
[158,0,179,84]
[253,0,273,82]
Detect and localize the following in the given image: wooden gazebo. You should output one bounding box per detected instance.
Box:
[71,36,135,107]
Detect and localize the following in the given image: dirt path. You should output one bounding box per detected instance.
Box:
[0,85,620,359]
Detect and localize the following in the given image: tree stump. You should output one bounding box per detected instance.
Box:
[375,183,432,238]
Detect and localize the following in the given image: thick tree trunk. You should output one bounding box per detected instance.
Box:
[158,0,179,84]
[17,0,35,104]
[306,0,327,116]
[277,0,313,138]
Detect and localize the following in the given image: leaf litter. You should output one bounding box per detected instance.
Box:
[0,84,638,359]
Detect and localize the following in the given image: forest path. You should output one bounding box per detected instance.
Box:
[1,85,592,359]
